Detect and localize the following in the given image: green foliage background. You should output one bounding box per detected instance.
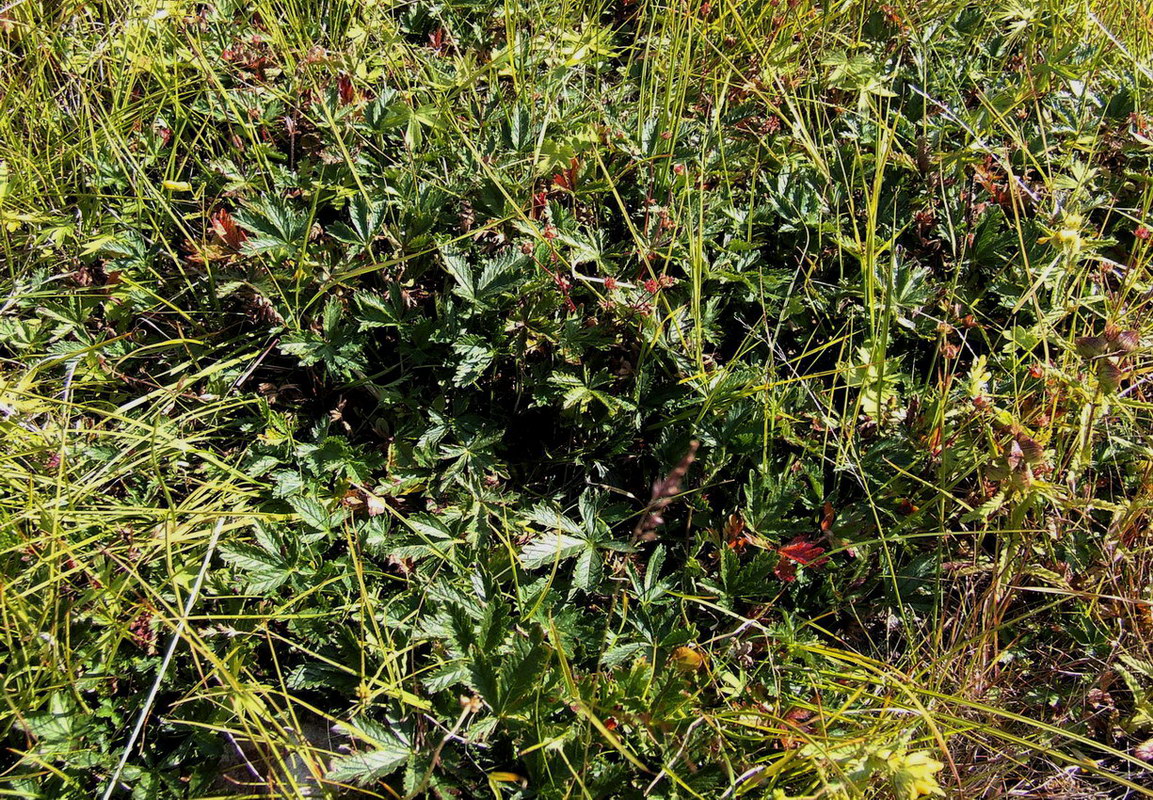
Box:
[2,0,1153,796]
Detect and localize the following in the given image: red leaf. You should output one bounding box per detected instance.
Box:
[337,73,356,106]
[819,501,835,533]
[530,190,549,220]
[553,158,580,192]
[774,559,798,582]
[724,513,748,552]
[210,208,247,251]
[774,536,827,582]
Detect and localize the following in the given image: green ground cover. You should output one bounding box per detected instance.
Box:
[2,0,1153,796]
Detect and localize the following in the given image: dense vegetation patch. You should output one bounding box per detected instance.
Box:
[2,0,1153,797]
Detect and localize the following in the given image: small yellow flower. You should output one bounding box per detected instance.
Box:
[670,645,705,672]
[1039,212,1085,255]
[1054,227,1082,249]
[888,750,945,800]
[162,180,193,192]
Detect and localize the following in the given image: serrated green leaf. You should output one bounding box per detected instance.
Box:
[234,196,309,255]
[288,495,337,532]
[520,532,587,569]
[326,744,410,785]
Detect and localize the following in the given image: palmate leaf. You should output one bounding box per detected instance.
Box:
[520,537,607,593]
[279,298,365,380]
[451,335,495,387]
[889,257,932,328]
[572,547,603,591]
[442,250,475,301]
[234,196,309,255]
[20,694,91,755]
[354,288,406,330]
[474,251,525,300]
[523,504,585,536]
[549,371,629,414]
[422,661,470,693]
[287,494,344,533]
[390,513,464,563]
[84,229,152,270]
[326,721,412,786]
[521,503,590,562]
[519,532,587,569]
[504,104,532,151]
[219,541,292,592]
[468,630,550,718]
[478,599,511,653]
[599,641,646,669]
[442,248,525,307]
[295,434,384,484]
[329,195,388,247]
[519,499,618,591]
[500,632,550,705]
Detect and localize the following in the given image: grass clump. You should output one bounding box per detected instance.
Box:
[2,0,1153,797]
